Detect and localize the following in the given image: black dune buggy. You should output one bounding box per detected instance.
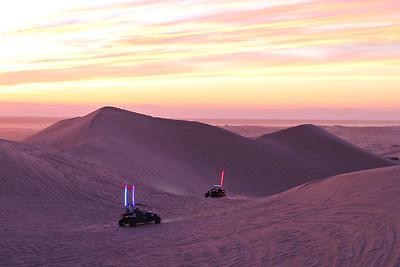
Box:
[205,185,226,198]
[118,204,161,227]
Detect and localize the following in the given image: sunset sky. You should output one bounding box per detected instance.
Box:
[1,0,399,119]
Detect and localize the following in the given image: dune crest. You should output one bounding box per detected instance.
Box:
[26,107,393,196]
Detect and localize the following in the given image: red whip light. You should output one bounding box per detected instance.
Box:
[220,169,225,186]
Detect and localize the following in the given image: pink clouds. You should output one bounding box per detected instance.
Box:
[0,61,197,86]
[2,0,399,82]
[0,0,399,118]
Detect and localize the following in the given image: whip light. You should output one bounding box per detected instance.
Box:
[124,185,135,207]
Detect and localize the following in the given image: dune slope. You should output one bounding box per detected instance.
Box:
[1,139,399,266]
[222,125,400,158]
[26,107,393,196]
[257,124,394,179]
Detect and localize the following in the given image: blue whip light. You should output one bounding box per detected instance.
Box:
[124,185,136,208]
[124,185,128,207]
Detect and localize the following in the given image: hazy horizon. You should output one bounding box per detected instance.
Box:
[1,103,400,121]
[2,111,400,128]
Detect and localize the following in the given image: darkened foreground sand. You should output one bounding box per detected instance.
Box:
[1,107,398,266]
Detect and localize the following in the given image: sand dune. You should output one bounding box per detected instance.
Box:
[257,124,393,177]
[222,125,282,138]
[0,138,118,214]
[26,107,393,197]
[327,126,400,157]
[1,136,400,265]
[222,125,400,158]
[0,107,397,266]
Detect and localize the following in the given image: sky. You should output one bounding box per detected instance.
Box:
[0,0,400,119]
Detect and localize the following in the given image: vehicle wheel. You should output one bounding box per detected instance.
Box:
[154,215,161,224]
[118,219,126,227]
[205,193,209,198]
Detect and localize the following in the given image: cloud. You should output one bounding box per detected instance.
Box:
[0,60,198,86]
[1,0,400,115]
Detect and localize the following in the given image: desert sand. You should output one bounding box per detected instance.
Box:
[1,107,399,266]
[223,125,400,158]
[27,107,391,196]
[326,126,400,157]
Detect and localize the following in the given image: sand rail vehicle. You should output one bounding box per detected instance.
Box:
[205,170,227,198]
[119,185,161,227]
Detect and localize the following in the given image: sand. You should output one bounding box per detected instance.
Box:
[1,107,399,266]
[26,107,392,197]
[222,125,400,158]
[326,126,400,157]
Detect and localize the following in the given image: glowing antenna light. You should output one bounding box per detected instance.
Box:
[124,185,128,207]
[132,185,135,207]
[220,169,225,186]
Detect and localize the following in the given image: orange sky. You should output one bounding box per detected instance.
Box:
[1,0,400,119]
